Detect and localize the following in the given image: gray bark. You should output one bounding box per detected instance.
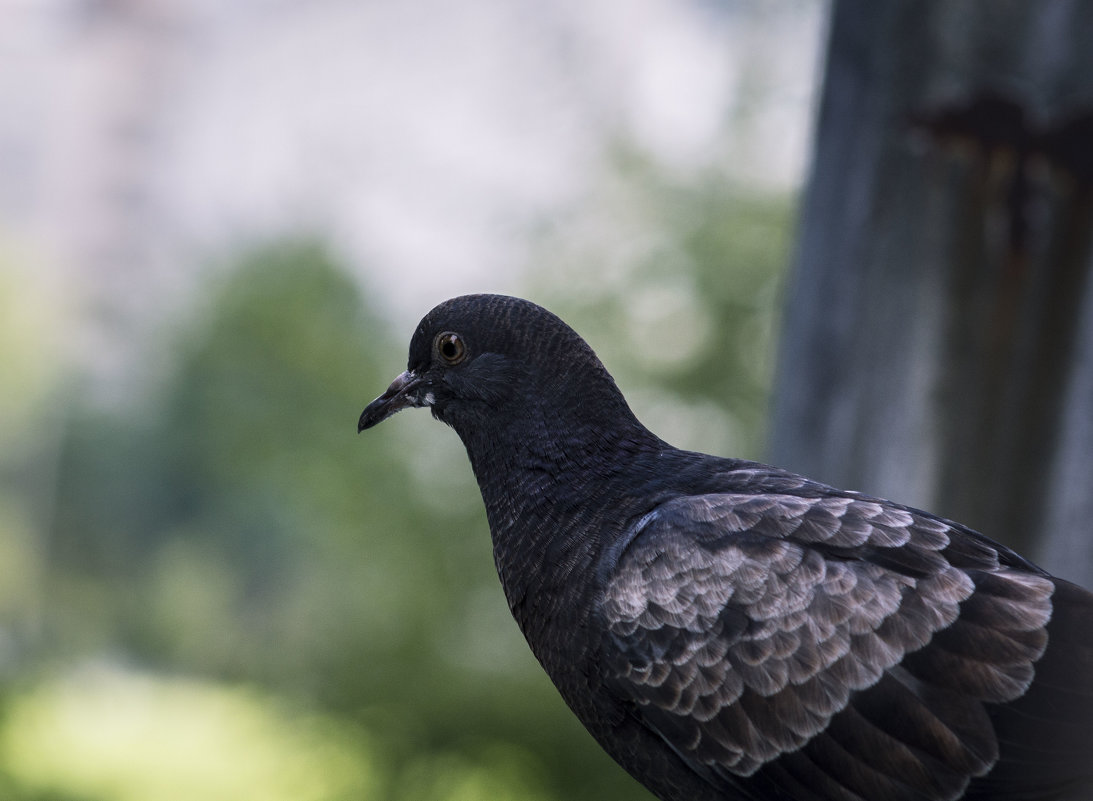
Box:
[770,0,1093,585]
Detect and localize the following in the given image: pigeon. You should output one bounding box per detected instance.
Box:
[358,293,1093,801]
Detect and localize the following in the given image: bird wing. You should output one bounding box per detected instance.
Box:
[597,490,1057,801]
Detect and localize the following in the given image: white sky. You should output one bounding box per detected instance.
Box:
[0,0,826,383]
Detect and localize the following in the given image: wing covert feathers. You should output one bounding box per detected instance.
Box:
[599,492,1085,800]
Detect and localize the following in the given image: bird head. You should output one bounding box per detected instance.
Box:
[358,294,639,442]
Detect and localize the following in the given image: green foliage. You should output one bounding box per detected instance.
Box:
[1,668,379,801]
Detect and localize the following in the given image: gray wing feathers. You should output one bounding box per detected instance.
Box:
[599,492,1053,784]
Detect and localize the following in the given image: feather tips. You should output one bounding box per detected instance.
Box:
[599,490,1075,797]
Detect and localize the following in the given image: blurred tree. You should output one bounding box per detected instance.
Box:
[771,1,1093,585]
[47,242,438,688]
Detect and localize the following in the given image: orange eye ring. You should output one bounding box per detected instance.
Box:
[435,332,466,365]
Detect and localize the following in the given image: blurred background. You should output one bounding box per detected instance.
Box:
[0,1,823,799]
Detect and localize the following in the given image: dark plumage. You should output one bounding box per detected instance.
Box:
[358,293,1093,801]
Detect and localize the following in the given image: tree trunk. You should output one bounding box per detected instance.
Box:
[770,0,1093,586]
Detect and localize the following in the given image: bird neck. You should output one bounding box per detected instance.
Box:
[457,410,664,638]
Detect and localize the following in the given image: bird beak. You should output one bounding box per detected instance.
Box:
[358,370,426,432]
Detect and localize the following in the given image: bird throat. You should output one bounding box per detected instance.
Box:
[458,414,663,645]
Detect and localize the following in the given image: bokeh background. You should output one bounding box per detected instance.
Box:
[0,1,824,799]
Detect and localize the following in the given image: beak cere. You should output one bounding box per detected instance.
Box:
[358,370,425,432]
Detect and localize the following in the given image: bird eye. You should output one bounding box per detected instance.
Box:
[435,332,466,365]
